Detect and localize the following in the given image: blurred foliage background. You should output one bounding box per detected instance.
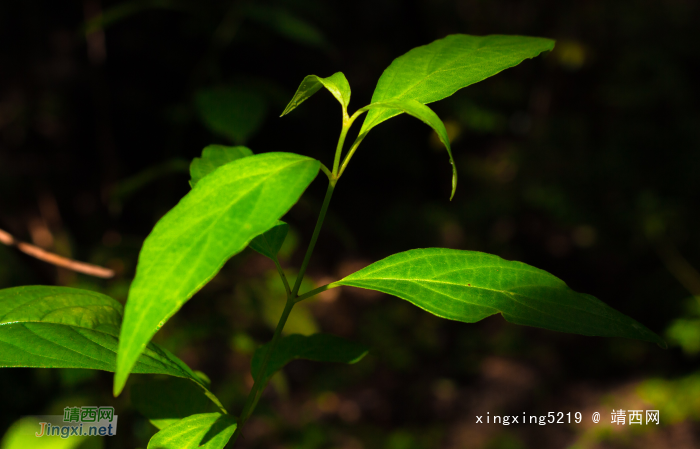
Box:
[1,0,699,448]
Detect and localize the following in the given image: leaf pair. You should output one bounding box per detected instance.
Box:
[282,34,555,199]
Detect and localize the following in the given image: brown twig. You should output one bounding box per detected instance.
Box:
[0,227,114,279]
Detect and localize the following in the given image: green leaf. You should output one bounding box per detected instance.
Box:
[147,413,237,449]
[359,99,456,199]
[250,220,289,260]
[0,286,225,409]
[249,220,289,260]
[116,153,320,395]
[189,145,253,188]
[194,87,267,144]
[281,72,351,116]
[333,249,665,347]
[360,34,555,136]
[251,334,369,381]
[244,4,329,50]
[132,377,220,430]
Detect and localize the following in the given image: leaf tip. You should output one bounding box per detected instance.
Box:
[112,372,126,397]
[449,167,457,201]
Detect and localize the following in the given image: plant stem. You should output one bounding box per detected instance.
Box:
[273,258,292,298]
[338,133,366,178]
[229,298,294,445]
[290,182,334,297]
[231,108,349,446]
[230,179,336,446]
[294,282,337,303]
[332,120,350,175]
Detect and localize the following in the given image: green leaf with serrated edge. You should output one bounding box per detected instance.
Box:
[249,220,289,260]
[333,249,665,347]
[189,145,253,188]
[132,377,219,430]
[251,334,369,381]
[359,34,554,137]
[0,286,226,412]
[147,413,237,449]
[281,72,351,116]
[116,153,320,395]
[194,87,267,144]
[359,99,456,199]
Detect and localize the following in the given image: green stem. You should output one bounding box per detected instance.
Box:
[230,106,353,447]
[273,258,291,298]
[332,121,350,175]
[319,162,333,182]
[290,182,334,297]
[338,133,366,178]
[229,298,294,445]
[294,282,337,303]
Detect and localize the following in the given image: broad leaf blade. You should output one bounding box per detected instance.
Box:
[132,377,219,430]
[116,152,320,395]
[190,145,253,188]
[281,72,351,116]
[359,99,456,199]
[360,34,555,136]
[0,286,224,408]
[249,220,289,260]
[251,333,369,381]
[334,249,665,346]
[194,87,267,144]
[147,413,237,449]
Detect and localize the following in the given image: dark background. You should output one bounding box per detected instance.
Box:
[1,0,699,448]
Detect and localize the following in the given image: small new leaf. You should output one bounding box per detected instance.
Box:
[147,413,237,449]
[251,333,369,381]
[116,153,320,396]
[249,220,289,260]
[190,145,253,188]
[281,72,351,116]
[333,249,665,347]
[359,99,456,199]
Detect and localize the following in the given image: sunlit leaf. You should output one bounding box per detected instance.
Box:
[147,413,237,449]
[194,87,267,144]
[281,72,351,116]
[189,145,253,188]
[0,286,223,409]
[249,221,289,260]
[359,34,554,136]
[251,334,369,381]
[359,99,456,199]
[116,153,320,395]
[132,377,220,430]
[333,248,665,346]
